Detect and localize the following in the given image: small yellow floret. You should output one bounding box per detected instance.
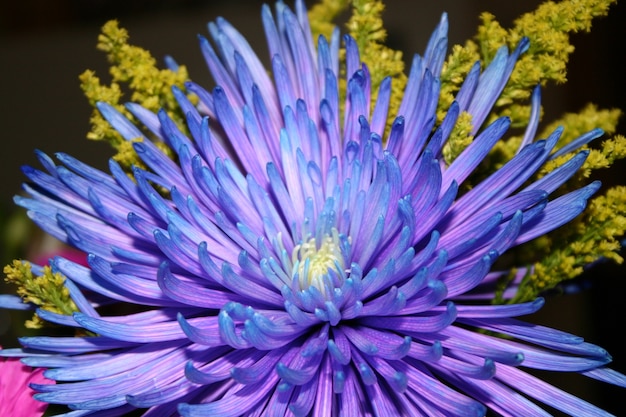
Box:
[81,20,192,170]
[438,43,479,124]
[442,111,474,164]
[308,0,350,41]
[541,104,621,145]
[4,260,79,329]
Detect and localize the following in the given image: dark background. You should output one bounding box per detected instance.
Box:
[0,1,624,415]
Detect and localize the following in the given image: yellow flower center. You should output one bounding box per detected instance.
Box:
[292,229,346,294]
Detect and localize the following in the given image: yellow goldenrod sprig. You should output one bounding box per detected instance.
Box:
[540,104,621,150]
[442,111,474,163]
[488,0,616,125]
[437,42,482,163]
[80,20,189,169]
[485,105,622,184]
[583,134,626,174]
[4,260,79,329]
[438,0,616,163]
[497,122,626,302]
[512,185,626,303]
[539,106,623,182]
[308,0,350,41]
[346,0,407,134]
[438,45,479,164]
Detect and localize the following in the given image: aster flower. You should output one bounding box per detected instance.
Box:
[0,346,51,417]
[1,0,625,416]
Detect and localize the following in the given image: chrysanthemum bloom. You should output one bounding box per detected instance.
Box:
[1,0,625,415]
[0,346,51,417]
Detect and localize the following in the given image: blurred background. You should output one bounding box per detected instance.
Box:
[0,0,624,415]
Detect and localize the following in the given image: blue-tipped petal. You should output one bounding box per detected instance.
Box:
[0,294,33,310]
[96,102,145,141]
[73,313,188,343]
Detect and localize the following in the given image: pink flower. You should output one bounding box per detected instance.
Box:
[0,347,51,417]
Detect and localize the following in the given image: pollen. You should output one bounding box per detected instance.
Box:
[292,229,346,294]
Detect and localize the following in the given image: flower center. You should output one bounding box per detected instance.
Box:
[292,229,346,295]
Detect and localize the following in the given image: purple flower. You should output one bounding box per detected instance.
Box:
[2,1,625,415]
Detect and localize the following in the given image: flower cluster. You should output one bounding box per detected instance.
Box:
[1,0,625,416]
